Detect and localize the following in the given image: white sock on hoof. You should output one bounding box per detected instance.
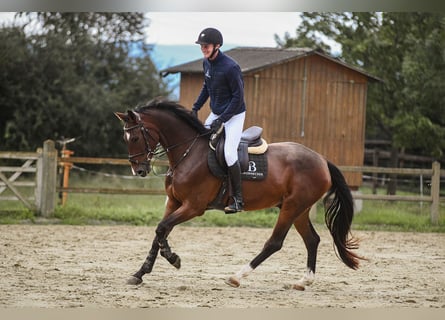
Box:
[295,269,315,288]
[233,264,253,283]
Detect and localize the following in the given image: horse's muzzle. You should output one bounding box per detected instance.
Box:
[134,164,150,177]
[137,169,147,177]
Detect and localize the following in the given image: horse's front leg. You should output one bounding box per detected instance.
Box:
[127,224,177,285]
[127,235,161,285]
[127,196,180,285]
[127,200,205,285]
[156,222,181,269]
[154,201,207,268]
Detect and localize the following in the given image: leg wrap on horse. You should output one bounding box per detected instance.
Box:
[159,238,181,269]
[129,237,160,284]
[133,253,156,280]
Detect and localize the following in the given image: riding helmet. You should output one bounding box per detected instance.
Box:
[195,28,223,46]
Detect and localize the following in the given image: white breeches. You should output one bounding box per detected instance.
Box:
[205,111,245,166]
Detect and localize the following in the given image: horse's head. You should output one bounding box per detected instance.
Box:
[115,110,159,177]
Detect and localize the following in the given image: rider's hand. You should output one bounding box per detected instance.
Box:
[210,118,223,133]
[191,109,198,118]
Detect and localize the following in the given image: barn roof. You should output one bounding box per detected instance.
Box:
[160,47,381,82]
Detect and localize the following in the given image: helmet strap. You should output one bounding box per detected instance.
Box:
[209,45,220,60]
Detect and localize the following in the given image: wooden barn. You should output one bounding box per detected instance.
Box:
[161,47,379,189]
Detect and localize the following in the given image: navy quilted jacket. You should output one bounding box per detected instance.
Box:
[193,51,246,123]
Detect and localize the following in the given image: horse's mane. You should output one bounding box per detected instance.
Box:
[135,97,209,134]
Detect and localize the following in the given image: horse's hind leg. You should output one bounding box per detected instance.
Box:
[292,207,320,291]
[225,209,296,288]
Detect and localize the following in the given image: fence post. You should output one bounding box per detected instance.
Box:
[35,140,58,217]
[430,161,440,225]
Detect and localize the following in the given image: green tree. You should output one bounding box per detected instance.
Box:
[276,12,445,161]
[0,26,31,149]
[0,12,169,157]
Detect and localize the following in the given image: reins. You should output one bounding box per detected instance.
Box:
[164,131,210,153]
[166,133,199,175]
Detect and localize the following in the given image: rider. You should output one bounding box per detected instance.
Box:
[191,27,246,213]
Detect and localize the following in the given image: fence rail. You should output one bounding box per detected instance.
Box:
[0,140,443,224]
[58,187,166,195]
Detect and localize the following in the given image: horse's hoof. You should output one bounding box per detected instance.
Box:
[292,284,305,291]
[173,256,181,269]
[224,276,240,288]
[127,276,143,285]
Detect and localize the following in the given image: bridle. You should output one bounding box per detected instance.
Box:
[123,117,212,174]
[124,122,156,167]
[124,113,211,175]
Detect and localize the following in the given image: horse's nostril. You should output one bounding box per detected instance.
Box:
[137,170,146,177]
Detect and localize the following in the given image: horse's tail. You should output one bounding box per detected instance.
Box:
[324,161,363,270]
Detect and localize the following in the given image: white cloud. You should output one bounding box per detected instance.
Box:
[0,12,16,25]
[145,12,300,47]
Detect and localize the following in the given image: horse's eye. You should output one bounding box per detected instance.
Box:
[131,136,139,143]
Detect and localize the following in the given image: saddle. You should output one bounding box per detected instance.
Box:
[208,126,268,180]
[207,126,268,211]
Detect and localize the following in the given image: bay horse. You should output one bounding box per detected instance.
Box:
[115,98,363,290]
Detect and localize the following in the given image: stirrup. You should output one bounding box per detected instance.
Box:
[224,197,244,214]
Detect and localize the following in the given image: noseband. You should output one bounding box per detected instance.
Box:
[124,122,155,166]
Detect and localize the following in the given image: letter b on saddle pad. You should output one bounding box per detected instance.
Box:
[208,126,268,180]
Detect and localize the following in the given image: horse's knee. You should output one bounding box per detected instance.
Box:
[155,222,168,239]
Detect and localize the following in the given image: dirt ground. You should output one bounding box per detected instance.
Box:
[0,224,444,308]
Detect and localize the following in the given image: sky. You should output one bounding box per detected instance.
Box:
[0,12,300,47]
[145,12,303,71]
[144,12,300,47]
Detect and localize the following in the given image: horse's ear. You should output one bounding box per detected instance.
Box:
[126,110,138,122]
[114,112,129,122]
[115,110,139,122]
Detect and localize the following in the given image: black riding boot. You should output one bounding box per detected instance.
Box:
[224,161,244,213]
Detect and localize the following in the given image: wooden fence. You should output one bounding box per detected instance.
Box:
[0,140,444,224]
[0,140,57,216]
